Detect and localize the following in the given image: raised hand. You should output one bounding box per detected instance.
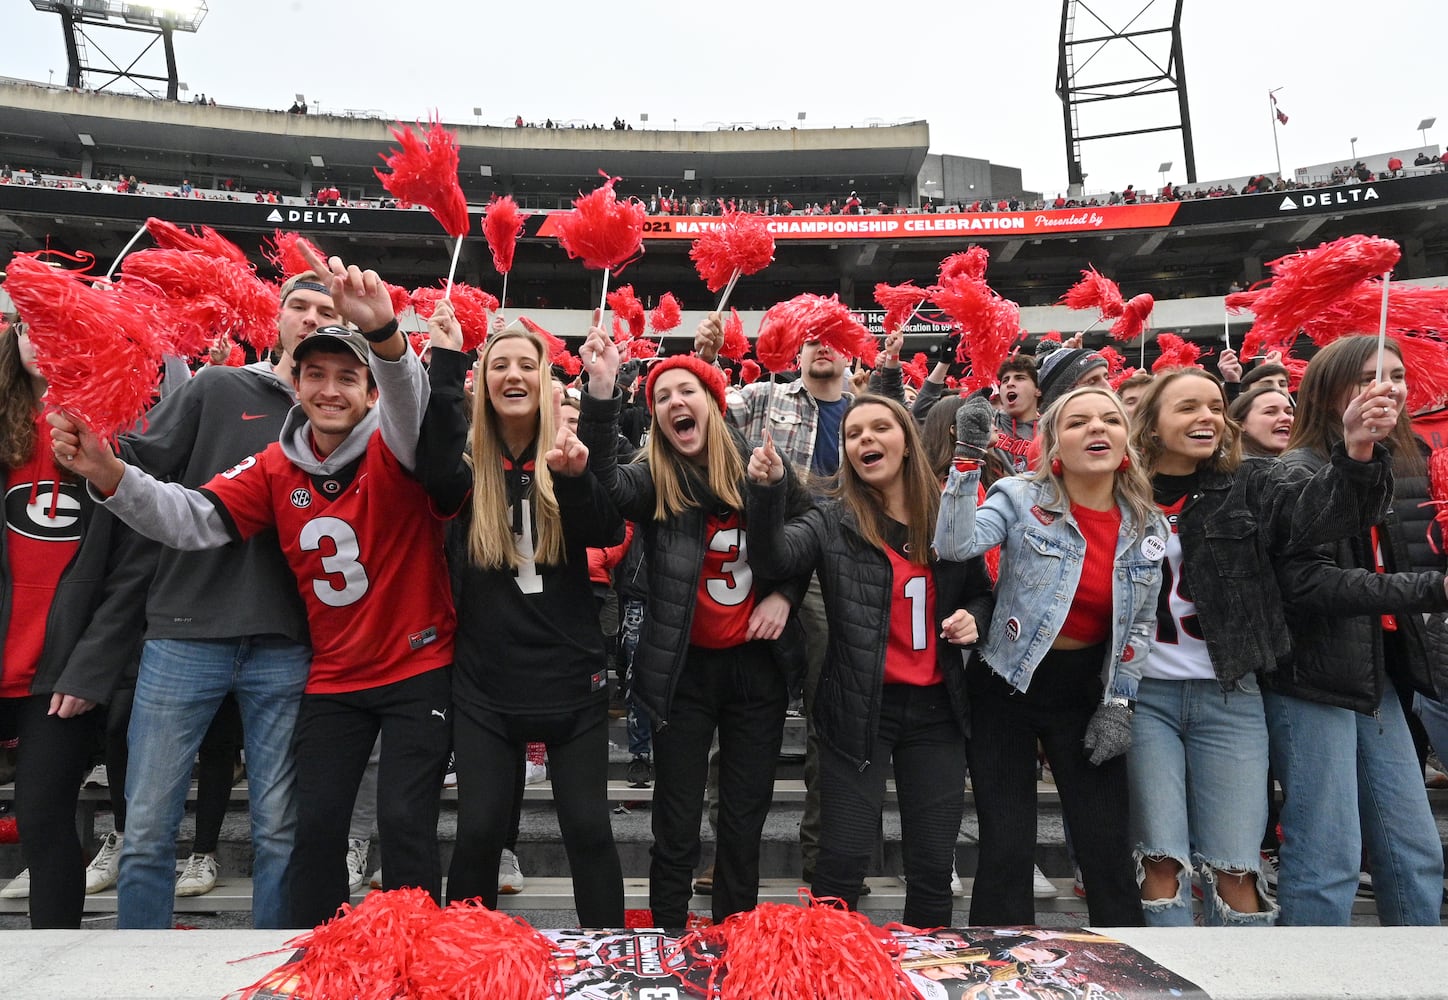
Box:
[882,328,904,367]
[544,387,589,476]
[428,298,463,352]
[1342,379,1403,461]
[748,428,784,484]
[582,309,620,398]
[694,312,725,364]
[1218,347,1242,383]
[297,243,395,333]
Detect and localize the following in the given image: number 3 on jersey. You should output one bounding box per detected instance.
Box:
[298,516,370,607]
[705,526,752,606]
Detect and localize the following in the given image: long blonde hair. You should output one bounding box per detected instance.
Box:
[1030,386,1157,539]
[645,371,745,520]
[466,328,565,569]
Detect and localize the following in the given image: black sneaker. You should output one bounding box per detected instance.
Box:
[627,755,652,788]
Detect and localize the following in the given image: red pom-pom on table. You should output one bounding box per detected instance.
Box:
[408,901,564,1000]
[554,172,646,272]
[482,195,525,274]
[375,118,471,239]
[755,293,876,373]
[1109,293,1156,342]
[689,210,775,293]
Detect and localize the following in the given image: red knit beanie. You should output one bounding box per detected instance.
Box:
[644,354,729,413]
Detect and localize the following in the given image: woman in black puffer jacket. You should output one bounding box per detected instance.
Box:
[746,395,994,928]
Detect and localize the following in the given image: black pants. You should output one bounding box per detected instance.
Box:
[288,667,452,928]
[1,694,103,928]
[449,698,623,927]
[966,648,1142,927]
[104,683,133,831]
[650,641,787,928]
[815,683,965,929]
[194,694,242,854]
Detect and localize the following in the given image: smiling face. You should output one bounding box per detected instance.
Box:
[1152,372,1227,473]
[1239,389,1295,455]
[483,334,544,431]
[843,401,909,490]
[1054,391,1129,478]
[297,352,376,454]
[652,368,712,462]
[1000,370,1040,420]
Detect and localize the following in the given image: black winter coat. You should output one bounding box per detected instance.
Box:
[579,390,813,727]
[746,482,995,770]
[1273,445,1448,713]
[1164,442,1395,688]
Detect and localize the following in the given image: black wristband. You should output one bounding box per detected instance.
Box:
[360,318,399,344]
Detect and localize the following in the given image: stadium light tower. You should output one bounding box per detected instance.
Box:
[30,0,208,102]
[1056,0,1196,191]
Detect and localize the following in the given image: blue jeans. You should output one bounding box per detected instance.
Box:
[1263,688,1444,925]
[118,637,310,929]
[1128,675,1276,926]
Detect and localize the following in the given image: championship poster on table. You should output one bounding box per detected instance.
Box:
[249,926,1210,999]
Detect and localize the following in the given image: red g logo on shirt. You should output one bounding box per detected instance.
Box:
[5,482,83,541]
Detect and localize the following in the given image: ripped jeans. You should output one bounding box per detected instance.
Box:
[1127,675,1277,926]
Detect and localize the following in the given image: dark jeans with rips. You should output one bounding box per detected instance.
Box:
[650,641,786,928]
[814,682,966,929]
[966,647,1143,927]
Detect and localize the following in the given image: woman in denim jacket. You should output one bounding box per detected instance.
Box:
[1126,367,1397,928]
[935,386,1165,926]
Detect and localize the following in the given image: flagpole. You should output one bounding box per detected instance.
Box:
[1268,87,1284,180]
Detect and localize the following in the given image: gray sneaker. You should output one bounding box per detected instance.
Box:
[85,831,124,893]
[175,853,218,897]
[346,838,370,893]
[498,848,525,894]
[0,868,29,899]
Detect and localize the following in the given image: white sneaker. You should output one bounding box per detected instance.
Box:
[524,761,547,785]
[85,831,123,893]
[1032,865,1057,898]
[345,838,369,893]
[498,848,525,894]
[175,853,218,897]
[84,765,109,788]
[0,868,29,899]
[950,864,964,897]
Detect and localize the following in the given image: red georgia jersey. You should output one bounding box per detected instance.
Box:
[200,434,454,694]
[689,511,756,649]
[883,545,941,687]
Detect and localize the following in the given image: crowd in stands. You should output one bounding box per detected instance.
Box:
[3,245,1447,947]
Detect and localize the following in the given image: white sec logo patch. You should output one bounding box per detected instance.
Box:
[290,489,312,509]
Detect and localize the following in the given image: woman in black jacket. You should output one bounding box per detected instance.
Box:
[0,313,152,926]
[1269,335,1446,926]
[745,395,992,928]
[1125,367,1395,928]
[579,325,812,928]
[415,305,625,926]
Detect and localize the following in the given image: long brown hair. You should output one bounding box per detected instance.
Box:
[1228,384,1295,458]
[1031,386,1157,539]
[1285,335,1424,476]
[1130,368,1244,476]
[833,395,937,566]
[644,371,745,520]
[466,327,564,570]
[0,315,42,469]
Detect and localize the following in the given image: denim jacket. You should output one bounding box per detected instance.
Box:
[934,469,1167,702]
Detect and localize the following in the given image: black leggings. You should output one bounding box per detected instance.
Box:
[103,683,132,831]
[448,698,623,927]
[2,695,104,928]
[193,694,242,854]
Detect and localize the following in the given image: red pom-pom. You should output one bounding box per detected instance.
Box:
[755,294,876,372]
[1097,344,1127,379]
[1040,329,1063,344]
[6,255,163,444]
[386,282,413,319]
[1108,365,1140,392]
[1283,355,1309,392]
[517,315,570,362]
[145,218,250,267]
[375,118,471,238]
[689,211,775,293]
[408,901,564,1000]
[1394,335,1448,413]
[740,358,762,384]
[649,292,683,334]
[1061,266,1126,319]
[720,308,750,360]
[224,343,246,367]
[873,281,932,335]
[900,351,930,389]
[627,337,660,361]
[1151,332,1206,372]
[1300,279,1448,347]
[1110,293,1156,342]
[411,284,498,353]
[933,274,1023,385]
[1428,447,1448,544]
[119,248,281,356]
[938,245,990,282]
[607,285,647,339]
[263,230,325,279]
[482,196,525,274]
[666,893,917,1000]
[554,172,646,272]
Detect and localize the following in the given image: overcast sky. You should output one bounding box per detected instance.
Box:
[3,0,1444,196]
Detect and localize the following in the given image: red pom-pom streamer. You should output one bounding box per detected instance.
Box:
[607,285,647,340]
[665,893,917,1000]
[224,343,246,368]
[1110,293,1156,342]
[482,196,524,274]
[933,274,1023,388]
[6,254,163,444]
[264,230,325,279]
[1061,266,1126,319]
[1151,332,1206,372]
[554,172,646,272]
[517,316,571,363]
[900,351,930,389]
[1300,279,1448,347]
[386,282,413,319]
[720,307,750,360]
[938,245,990,283]
[121,248,281,356]
[412,283,498,353]
[627,337,660,361]
[649,292,683,334]
[375,118,471,238]
[1108,366,1140,392]
[1097,345,1127,379]
[740,358,762,384]
[1040,329,1063,344]
[689,211,775,293]
[873,281,932,336]
[1427,448,1448,551]
[145,218,250,267]
[407,901,564,1000]
[1392,335,1448,413]
[1283,355,1309,392]
[755,294,876,372]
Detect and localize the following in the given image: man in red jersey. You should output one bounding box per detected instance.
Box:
[51,250,456,927]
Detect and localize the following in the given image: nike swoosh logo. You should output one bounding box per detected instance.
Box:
[240,413,269,421]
